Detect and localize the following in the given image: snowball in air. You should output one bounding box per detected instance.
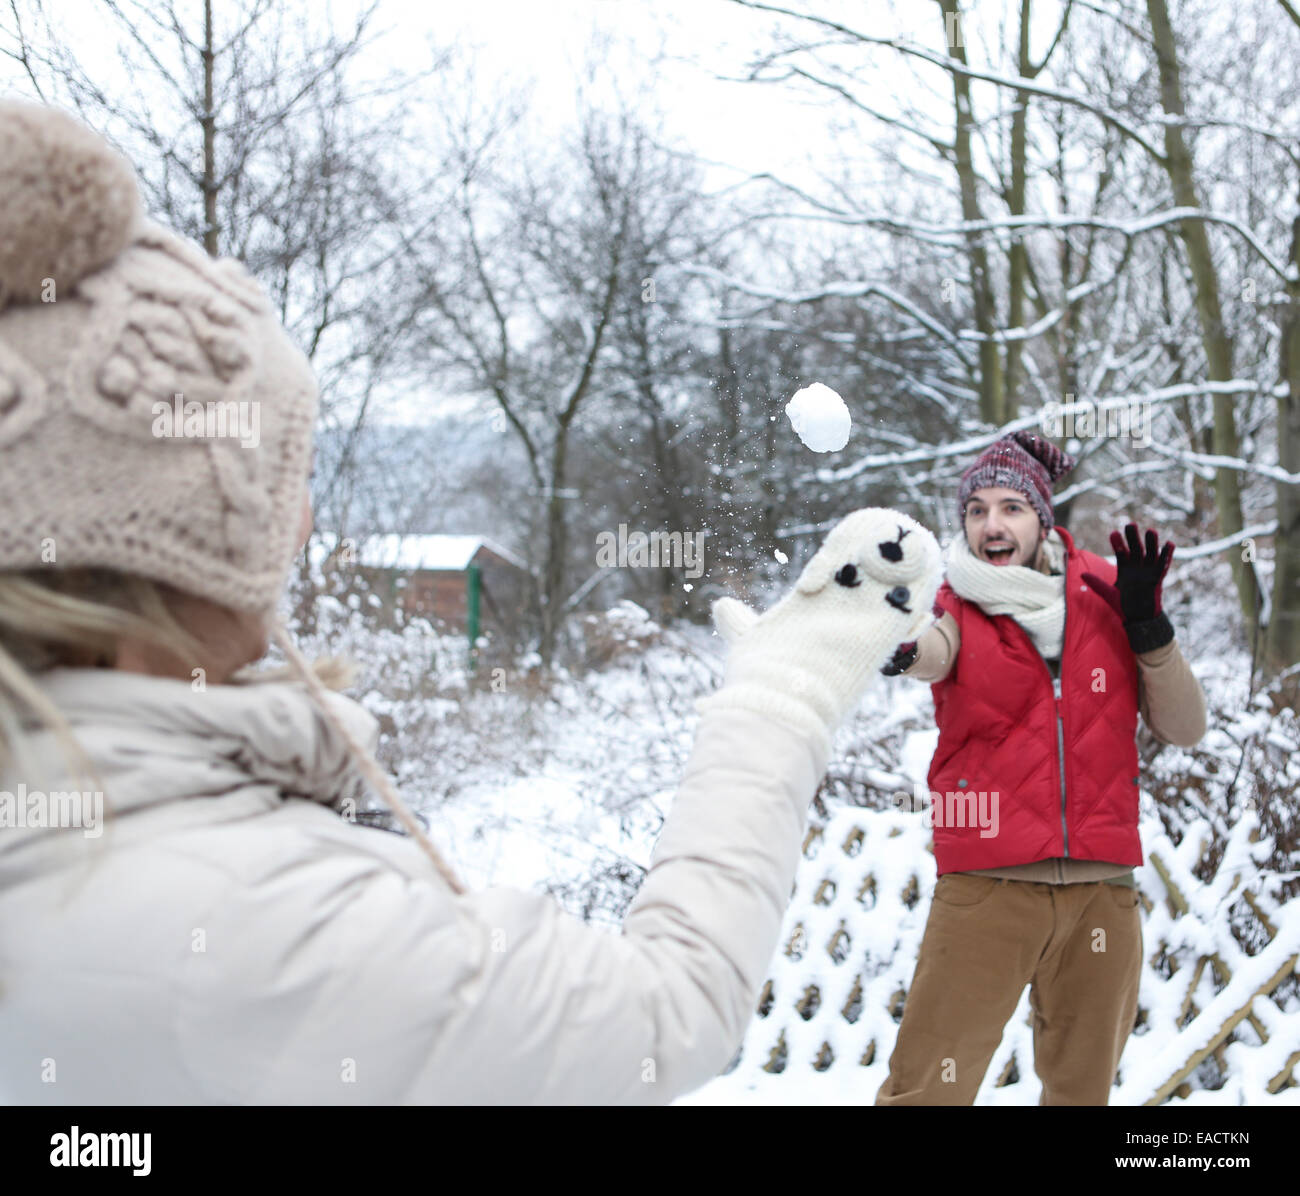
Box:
[785,383,850,452]
[774,549,788,564]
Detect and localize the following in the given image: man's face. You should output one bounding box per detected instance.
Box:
[964,486,1045,567]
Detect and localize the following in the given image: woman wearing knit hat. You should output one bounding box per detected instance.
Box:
[0,101,946,1104]
[875,429,1208,1105]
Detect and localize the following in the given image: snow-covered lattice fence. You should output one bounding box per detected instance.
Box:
[1116,814,1300,1104]
[684,801,1300,1106]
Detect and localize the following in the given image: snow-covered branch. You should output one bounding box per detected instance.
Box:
[959,266,1127,346]
[809,382,1263,483]
[1145,442,1300,486]
[728,0,1167,160]
[677,263,975,366]
[721,203,1291,281]
[1172,521,1280,560]
[1053,458,1179,505]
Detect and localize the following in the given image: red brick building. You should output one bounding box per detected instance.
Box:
[325,534,532,648]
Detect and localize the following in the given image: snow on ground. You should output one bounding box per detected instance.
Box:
[289,596,718,928]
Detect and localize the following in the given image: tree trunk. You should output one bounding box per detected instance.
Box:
[536,239,624,666]
[201,0,217,256]
[1146,0,1259,633]
[938,0,1006,425]
[1268,190,1300,673]
[1005,0,1043,416]
[539,439,570,667]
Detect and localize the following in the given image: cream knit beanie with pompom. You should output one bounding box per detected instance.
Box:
[0,99,317,613]
[0,101,469,896]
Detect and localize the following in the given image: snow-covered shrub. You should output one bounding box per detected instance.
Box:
[578,600,665,670]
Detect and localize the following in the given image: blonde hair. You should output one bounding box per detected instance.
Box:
[0,567,466,896]
[0,569,205,785]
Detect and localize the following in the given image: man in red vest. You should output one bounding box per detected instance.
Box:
[874,430,1206,1105]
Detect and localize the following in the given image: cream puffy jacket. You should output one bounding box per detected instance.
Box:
[0,508,940,1105]
[0,668,826,1105]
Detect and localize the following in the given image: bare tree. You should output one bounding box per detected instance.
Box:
[1268,0,1300,678]
[716,0,1296,665]
[401,92,710,665]
[0,0,443,547]
[1145,0,1257,629]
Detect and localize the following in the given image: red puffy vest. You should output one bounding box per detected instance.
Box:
[926,526,1142,875]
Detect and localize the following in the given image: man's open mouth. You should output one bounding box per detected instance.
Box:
[983,544,1016,564]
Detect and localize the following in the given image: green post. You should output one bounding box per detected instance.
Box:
[467,563,481,673]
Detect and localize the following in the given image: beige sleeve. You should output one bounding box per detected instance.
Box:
[905,611,960,683]
[1136,637,1207,747]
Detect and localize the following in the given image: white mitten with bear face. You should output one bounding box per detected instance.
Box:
[698,508,942,758]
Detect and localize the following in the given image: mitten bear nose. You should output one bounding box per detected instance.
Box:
[886,586,912,613]
[878,525,911,563]
[834,564,860,587]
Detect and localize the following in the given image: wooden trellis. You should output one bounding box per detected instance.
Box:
[697,802,1300,1105]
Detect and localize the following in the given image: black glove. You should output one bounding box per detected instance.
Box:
[1081,523,1176,654]
[880,641,918,676]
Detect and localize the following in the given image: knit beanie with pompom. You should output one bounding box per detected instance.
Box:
[956,429,1076,530]
[0,100,317,614]
[0,101,469,895]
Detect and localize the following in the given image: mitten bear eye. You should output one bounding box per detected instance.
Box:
[886,585,912,613]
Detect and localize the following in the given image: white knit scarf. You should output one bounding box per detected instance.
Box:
[945,529,1067,660]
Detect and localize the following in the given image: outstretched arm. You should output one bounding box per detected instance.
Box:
[881,608,960,683]
[181,508,941,1106]
[905,611,960,682]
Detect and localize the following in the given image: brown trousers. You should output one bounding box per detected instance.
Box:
[875,873,1143,1105]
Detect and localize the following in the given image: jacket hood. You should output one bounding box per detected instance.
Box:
[0,668,379,865]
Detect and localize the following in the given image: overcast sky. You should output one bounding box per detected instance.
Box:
[2,0,1084,200]
[387,0,853,186]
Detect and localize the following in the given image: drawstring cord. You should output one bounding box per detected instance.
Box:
[271,620,467,896]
